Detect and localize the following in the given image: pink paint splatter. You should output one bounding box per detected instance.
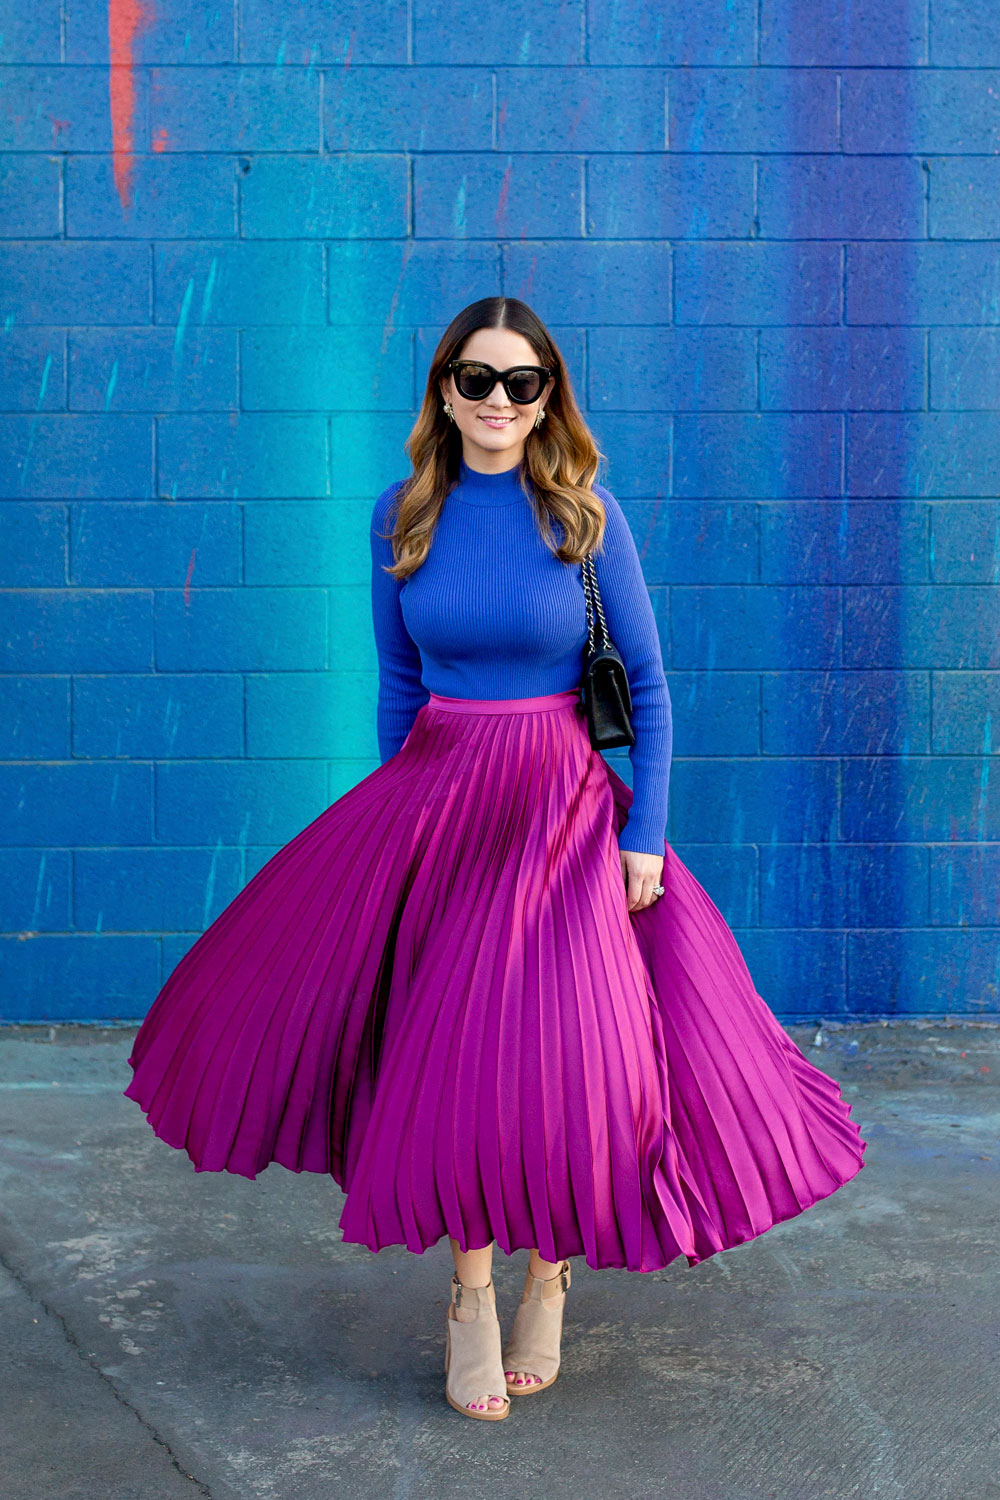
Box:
[184,548,196,606]
[108,0,155,211]
[152,126,169,153]
[495,164,513,231]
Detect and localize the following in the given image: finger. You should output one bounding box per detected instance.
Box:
[631,872,656,912]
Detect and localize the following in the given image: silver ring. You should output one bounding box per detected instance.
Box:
[652,885,665,896]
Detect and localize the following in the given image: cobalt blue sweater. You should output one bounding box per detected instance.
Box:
[369,454,672,855]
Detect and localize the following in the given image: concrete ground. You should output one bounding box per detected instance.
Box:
[0,1019,997,1500]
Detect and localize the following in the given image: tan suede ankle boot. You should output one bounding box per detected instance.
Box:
[444,1275,510,1421]
[502,1260,571,1396]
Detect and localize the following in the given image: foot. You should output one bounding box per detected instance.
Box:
[502,1258,570,1396]
[446,1279,510,1418]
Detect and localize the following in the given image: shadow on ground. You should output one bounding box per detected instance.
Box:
[1,1019,998,1500]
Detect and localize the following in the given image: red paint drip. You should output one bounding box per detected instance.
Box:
[183,549,196,606]
[108,0,155,211]
[152,126,169,153]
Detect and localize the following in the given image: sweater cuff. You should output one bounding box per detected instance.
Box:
[617,817,666,857]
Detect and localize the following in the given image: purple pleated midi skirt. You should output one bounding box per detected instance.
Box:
[124,687,866,1273]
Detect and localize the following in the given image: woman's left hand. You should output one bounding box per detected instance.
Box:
[619,849,665,913]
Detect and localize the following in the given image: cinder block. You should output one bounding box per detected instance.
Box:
[0,67,136,151]
[157,414,328,497]
[761,670,930,754]
[0,850,71,932]
[932,673,1000,753]
[579,414,673,497]
[843,70,1000,153]
[0,330,66,410]
[154,588,327,671]
[327,415,418,496]
[148,67,320,151]
[246,672,379,758]
[931,0,1000,65]
[240,0,407,63]
[847,243,1000,326]
[0,154,61,235]
[675,243,841,325]
[0,242,149,324]
[66,155,238,238]
[0,762,153,845]
[665,671,760,753]
[848,413,1000,497]
[66,0,235,62]
[504,241,671,324]
[327,240,499,326]
[847,930,1000,1014]
[154,242,325,325]
[0,503,66,585]
[759,501,929,584]
[72,674,245,758]
[844,585,1000,669]
[0,416,153,498]
[669,67,838,152]
[69,501,241,586]
[242,327,413,411]
[414,0,584,64]
[324,66,491,151]
[587,156,753,238]
[929,503,1000,583]
[155,760,329,845]
[0,936,162,1022]
[243,498,370,585]
[613,500,757,586]
[760,0,926,65]
[671,585,842,669]
[674,414,842,497]
[930,158,1000,239]
[0,678,70,759]
[760,328,924,411]
[0,3,61,60]
[2,590,153,671]
[589,328,755,412]
[69,328,238,412]
[929,845,1000,924]
[241,154,408,238]
[843,757,1000,840]
[669,757,840,843]
[736,929,848,1020]
[74,847,246,930]
[415,154,582,239]
[589,0,755,64]
[496,67,666,151]
[758,156,924,239]
[932,330,1000,410]
[759,843,929,928]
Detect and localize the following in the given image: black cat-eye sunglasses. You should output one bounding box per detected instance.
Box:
[445,359,554,405]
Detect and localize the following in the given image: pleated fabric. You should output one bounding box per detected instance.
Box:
[124,688,866,1273]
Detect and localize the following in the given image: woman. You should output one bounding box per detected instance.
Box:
[124,296,866,1424]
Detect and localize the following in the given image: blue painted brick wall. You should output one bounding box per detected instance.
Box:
[1,0,998,1022]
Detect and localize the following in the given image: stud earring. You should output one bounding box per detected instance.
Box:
[443,402,455,422]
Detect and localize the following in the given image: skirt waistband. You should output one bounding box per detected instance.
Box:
[426,689,581,716]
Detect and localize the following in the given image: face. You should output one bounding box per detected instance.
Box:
[439,327,554,469]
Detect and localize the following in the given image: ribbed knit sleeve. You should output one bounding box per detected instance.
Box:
[590,484,673,856]
[370,481,430,761]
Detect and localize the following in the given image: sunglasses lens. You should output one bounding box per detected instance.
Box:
[507,369,543,403]
[455,363,495,400]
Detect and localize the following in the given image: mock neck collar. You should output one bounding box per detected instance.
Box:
[453,454,529,506]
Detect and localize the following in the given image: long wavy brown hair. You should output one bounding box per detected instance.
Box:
[377,297,611,581]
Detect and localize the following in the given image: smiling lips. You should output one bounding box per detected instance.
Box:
[480,415,515,426]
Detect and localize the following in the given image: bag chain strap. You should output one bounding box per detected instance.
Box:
[582,553,611,653]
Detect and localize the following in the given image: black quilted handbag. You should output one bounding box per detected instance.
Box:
[579,551,635,750]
